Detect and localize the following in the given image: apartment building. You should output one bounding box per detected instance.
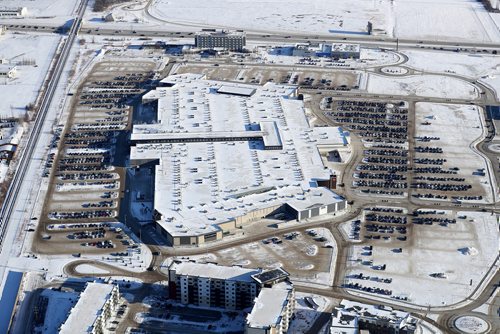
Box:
[195,30,246,51]
[59,282,120,334]
[0,7,27,17]
[168,261,261,310]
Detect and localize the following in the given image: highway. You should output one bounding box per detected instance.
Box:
[2,19,499,54]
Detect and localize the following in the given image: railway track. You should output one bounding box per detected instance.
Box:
[0,0,88,249]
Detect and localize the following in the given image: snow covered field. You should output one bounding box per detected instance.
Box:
[394,0,500,42]
[345,211,499,306]
[404,50,500,78]
[149,0,391,35]
[403,48,500,103]
[366,74,479,100]
[146,0,500,42]
[0,0,78,17]
[0,32,60,118]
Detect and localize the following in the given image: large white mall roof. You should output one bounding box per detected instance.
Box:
[131,74,348,237]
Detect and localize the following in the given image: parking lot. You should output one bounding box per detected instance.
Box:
[324,99,410,198]
[34,60,156,254]
[343,210,498,306]
[180,228,336,285]
[413,103,493,203]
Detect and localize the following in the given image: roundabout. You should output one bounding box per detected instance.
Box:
[380,66,410,75]
[453,315,490,334]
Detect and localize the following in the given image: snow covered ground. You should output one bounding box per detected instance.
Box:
[73,264,109,274]
[393,0,500,42]
[36,289,78,334]
[0,32,60,118]
[149,0,391,35]
[144,0,500,42]
[345,211,499,306]
[366,74,479,99]
[403,50,500,79]
[0,0,78,18]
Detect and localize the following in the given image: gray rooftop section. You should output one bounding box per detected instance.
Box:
[260,121,283,148]
[131,130,264,143]
[332,43,361,52]
[251,267,289,285]
[217,85,256,97]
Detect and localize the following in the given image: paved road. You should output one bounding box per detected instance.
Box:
[2,17,500,54]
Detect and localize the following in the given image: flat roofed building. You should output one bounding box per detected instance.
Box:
[59,282,120,334]
[330,308,359,334]
[260,121,283,150]
[330,43,361,59]
[168,261,296,331]
[251,268,290,287]
[330,300,416,334]
[0,65,17,79]
[246,282,295,334]
[168,260,262,310]
[130,74,347,246]
[0,7,27,17]
[285,188,346,221]
[195,30,246,51]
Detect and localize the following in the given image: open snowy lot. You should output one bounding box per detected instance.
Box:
[149,0,391,35]
[399,49,500,101]
[394,0,500,42]
[366,74,479,100]
[0,0,78,18]
[0,32,60,118]
[345,211,499,306]
[403,50,500,79]
[147,0,500,42]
